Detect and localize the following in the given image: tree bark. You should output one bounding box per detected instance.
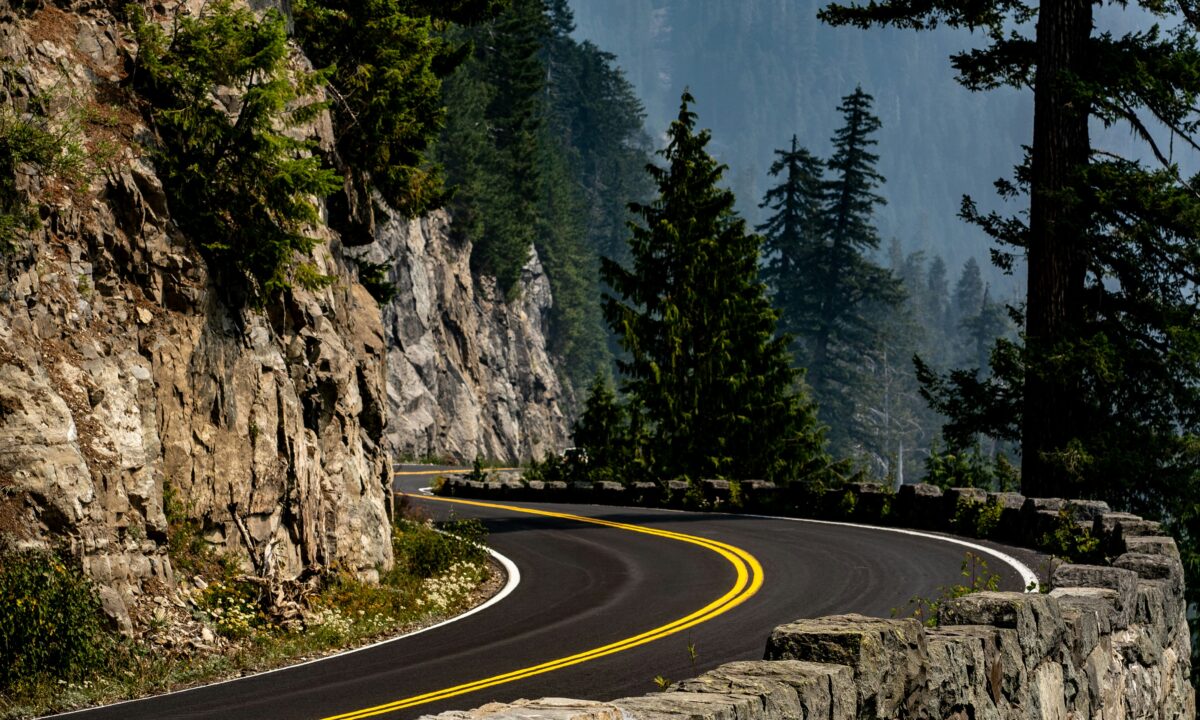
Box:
[1022,0,1092,497]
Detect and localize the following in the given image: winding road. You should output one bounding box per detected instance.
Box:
[57,466,1036,720]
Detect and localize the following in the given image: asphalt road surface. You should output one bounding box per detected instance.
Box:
[58,466,1032,720]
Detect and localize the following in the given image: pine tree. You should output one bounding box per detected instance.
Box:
[436,0,652,400]
[784,87,902,455]
[291,0,492,227]
[757,135,826,343]
[950,258,985,343]
[438,0,547,296]
[925,255,950,359]
[820,0,1200,673]
[820,0,1200,501]
[601,92,828,482]
[573,374,634,477]
[131,1,341,303]
[535,0,652,393]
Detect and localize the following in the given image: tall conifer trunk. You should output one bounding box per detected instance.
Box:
[1023,0,1092,498]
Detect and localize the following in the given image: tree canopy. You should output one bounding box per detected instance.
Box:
[600,92,829,482]
[758,88,902,458]
[821,0,1200,677]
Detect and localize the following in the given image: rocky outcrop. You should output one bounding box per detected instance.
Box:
[355,210,569,463]
[0,3,389,630]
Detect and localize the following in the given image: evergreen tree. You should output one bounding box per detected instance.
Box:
[924,255,949,358]
[535,0,652,392]
[601,92,828,482]
[820,0,1200,501]
[533,125,609,391]
[821,0,1200,672]
[131,1,341,303]
[573,374,635,477]
[475,0,548,293]
[784,87,903,454]
[962,286,1010,374]
[291,0,500,230]
[438,0,547,296]
[757,135,826,343]
[950,258,985,343]
[437,0,651,397]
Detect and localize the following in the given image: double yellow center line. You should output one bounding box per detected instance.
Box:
[322,495,764,720]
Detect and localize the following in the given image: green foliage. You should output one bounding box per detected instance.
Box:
[523,451,569,483]
[164,481,235,579]
[437,1,650,392]
[0,84,89,254]
[197,579,264,639]
[1039,509,1101,565]
[130,1,341,302]
[0,549,110,689]
[923,442,1019,492]
[838,489,858,518]
[292,0,496,219]
[572,374,635,479]
[437,0,546,296]
[464,456,490,483]
[351,258,398,304]
[391,517,488,579]
[601,92,831,483]
[895,552,1001,627]
[951,497,1003,539]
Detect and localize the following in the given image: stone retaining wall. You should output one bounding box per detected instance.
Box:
[427,476,1194,719]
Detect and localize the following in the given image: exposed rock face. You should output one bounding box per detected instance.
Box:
[1,0,573,636]
[357,210,569,463]
[0,3,390,630]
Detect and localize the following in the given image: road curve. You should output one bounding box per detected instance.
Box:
[56,468,1031,720]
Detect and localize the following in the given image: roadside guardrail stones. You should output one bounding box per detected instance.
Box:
[425,473,1193,720]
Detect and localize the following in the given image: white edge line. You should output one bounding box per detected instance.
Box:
[45,489,1037,717]
[588,501,1041,594]
[747,513,1041,593]
[44,536,521,718]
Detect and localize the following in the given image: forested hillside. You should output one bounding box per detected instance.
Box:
[566,0,1028,286]
[435,0,652,394]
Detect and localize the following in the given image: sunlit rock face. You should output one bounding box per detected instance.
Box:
[363,209,569,464]
[0,2,390,632]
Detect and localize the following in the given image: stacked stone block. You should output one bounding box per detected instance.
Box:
[429,475,1193,719]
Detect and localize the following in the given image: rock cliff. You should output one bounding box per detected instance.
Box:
[355,210,569,463]
[0,0,569,632]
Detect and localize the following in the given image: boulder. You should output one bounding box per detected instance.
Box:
[764,614,929,718]
[938,592,1066,668]
[1050,564,1138,627]
[895,483,943,530]
[676,660,854,720]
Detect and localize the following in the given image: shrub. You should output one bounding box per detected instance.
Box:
[130,0,341,302]
[924,442,1019,491]
[896,552,1001,627]
[391,517,487,579]
[0,81,89,254]
[1040,509,1102,563]
[0,549,110,688]
[952,496,1004,538]
[838,489,858,518]
[164,482,235,579]
[197,579,264,639]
